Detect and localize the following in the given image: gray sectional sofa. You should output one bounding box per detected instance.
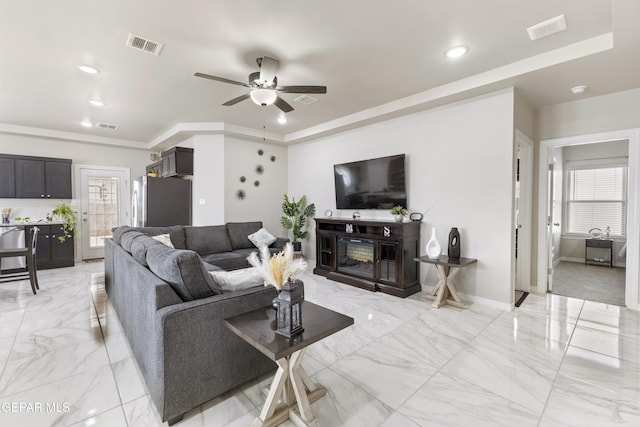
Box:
[104,221,286,425]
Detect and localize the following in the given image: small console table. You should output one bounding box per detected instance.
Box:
[414,255,477,309]
[585,239,613,268]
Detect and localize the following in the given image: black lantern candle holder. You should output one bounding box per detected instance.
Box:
[275,278,304,338]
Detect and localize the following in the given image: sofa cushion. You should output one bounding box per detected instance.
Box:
[146,245,222,301]
[209,267,265,292]
[200,252,249,271]
[248,228,277,248]
[121,230,145,253]
[112,226,132,245]
[130,235,165,266]
[184,225,232,254]
[136,226,187,249]
[226,221,263,250]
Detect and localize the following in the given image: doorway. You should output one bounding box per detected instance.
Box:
[537,129,640,310]
[76,165,130,260]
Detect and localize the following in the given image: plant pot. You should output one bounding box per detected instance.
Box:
[292,241,302,252]
[393,214,404,223]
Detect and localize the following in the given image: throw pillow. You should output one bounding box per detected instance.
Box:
[152,233,174,248]
[209,267,265,292]
[248,228,277,248]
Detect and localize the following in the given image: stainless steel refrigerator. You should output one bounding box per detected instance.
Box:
[132,176,192,227]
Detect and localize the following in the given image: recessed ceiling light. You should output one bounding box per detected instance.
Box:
[89,99,105,107]
[277,115,287,124]
[77,65,99,74]
[80,121,93,128]
[445,45,468,59]
[570,85,587,95]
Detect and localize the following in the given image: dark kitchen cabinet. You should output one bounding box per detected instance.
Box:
[29,224,74,270]
[15,159,45,198]
[0,157,16,198]
[45,160,73,198]
[161,147,193,177]
[7,155,72,199]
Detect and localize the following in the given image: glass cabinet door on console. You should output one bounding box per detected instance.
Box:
[377,241,399,285]
[317,234,336,270]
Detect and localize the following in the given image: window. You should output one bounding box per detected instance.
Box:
[565,163,627,236]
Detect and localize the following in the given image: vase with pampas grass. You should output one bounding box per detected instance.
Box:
[247,243,307,337]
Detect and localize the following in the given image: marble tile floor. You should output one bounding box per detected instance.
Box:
[0,262,639,426]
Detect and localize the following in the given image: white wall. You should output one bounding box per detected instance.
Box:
[288,89,516,306]
[191,135,225,226]
[224,137,288,234]
[538,88,640,140]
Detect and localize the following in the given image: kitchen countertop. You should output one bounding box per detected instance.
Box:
[0,222,65,227]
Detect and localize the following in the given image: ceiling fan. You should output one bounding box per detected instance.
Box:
[195,56,326,113]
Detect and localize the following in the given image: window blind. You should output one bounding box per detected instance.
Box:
[566,166,626,235]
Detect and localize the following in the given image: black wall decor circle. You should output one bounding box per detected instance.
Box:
[254,180,260,187]
[256,165,264,174]
[270,155,276,162]
[258,149,264,156]
[236,190,246,200]
[240,176,246,183]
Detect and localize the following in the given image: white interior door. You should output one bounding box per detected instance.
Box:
[546,161,555,291]
[514,131,533,292]
[78,166,130,260]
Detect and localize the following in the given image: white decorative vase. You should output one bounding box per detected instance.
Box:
[393,214,404,223]
[426,227,441,259]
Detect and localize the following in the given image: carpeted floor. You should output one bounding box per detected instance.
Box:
[551,261,626,306]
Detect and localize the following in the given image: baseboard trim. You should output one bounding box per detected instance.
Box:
[420,283,513,312]
[558,256,626,268]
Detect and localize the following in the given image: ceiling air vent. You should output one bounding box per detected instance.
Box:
[293,95,318,105]
[126,33,164,55]
[97,122,119,130]
[527,15,567,41]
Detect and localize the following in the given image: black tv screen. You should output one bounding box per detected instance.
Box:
[334,154,407,210]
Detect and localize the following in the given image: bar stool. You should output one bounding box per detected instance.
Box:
[0,226,39,294]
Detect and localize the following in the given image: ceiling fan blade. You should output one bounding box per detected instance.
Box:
[194,72,250,87]
[274,96,294,113]
[222,93,251,106]
[258,56,279,87]
[276,85,327,94]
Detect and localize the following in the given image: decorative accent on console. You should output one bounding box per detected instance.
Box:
[426,227,441,259]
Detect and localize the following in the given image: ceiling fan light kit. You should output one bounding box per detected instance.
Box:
[250,88,277,106]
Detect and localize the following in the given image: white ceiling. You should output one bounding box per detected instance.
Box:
[0,0,638,147]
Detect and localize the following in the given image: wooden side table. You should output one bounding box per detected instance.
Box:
[414,255,478,309]
[225,301,354,427]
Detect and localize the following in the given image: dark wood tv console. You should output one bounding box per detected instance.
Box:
[313,218,421,298]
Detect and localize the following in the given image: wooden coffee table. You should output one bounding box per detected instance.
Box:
[225,301,354,427]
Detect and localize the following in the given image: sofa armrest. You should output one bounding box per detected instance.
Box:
[155,285,278,421]
[270,237,290,249]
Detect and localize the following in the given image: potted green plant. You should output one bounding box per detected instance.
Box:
[390,205,408,222]
[48,202,78,242]
[280,194,316,252]
[148,167,159,177]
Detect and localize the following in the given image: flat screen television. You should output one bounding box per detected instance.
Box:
[334,154,407,210]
